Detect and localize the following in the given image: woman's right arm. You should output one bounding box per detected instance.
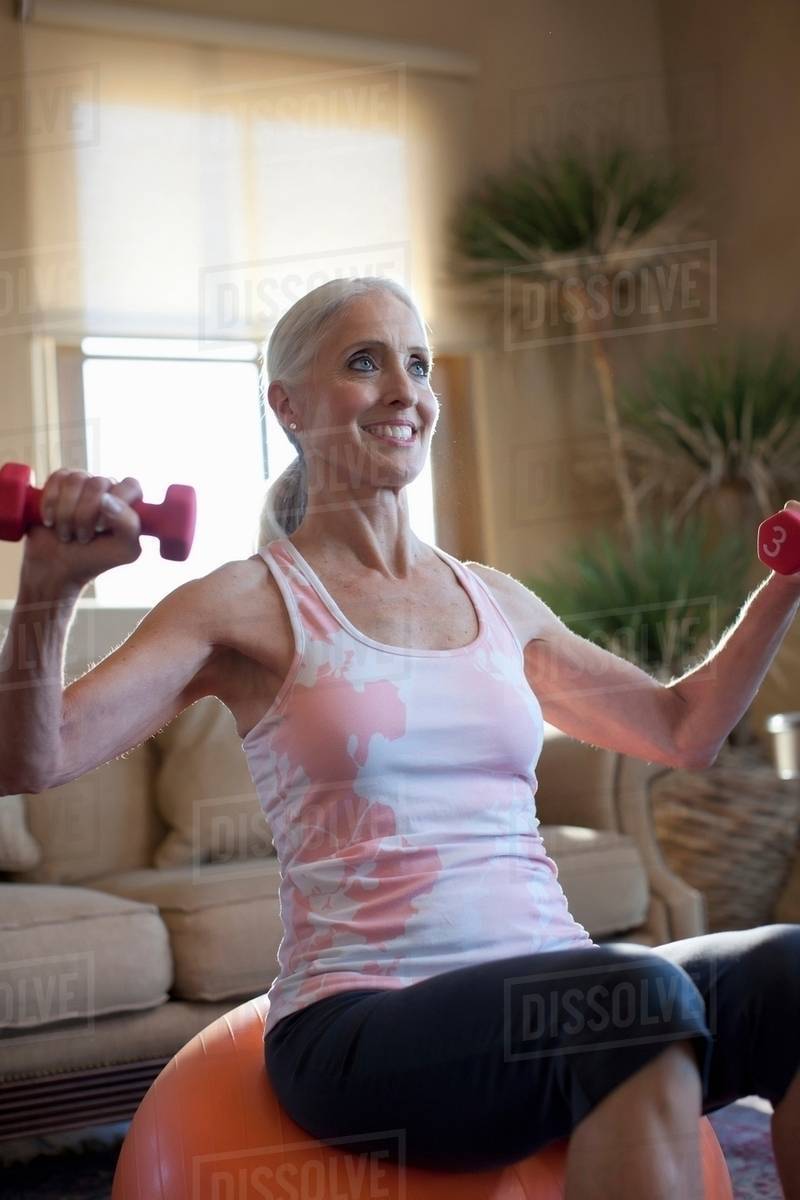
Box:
[0,563,224,796]
[0,467,225,796]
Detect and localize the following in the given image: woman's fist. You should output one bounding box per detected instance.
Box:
[22,468,144,590]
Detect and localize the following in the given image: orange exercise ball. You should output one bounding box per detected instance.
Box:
[112,994,734,1200]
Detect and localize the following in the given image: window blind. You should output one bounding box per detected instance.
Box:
[20,18,477,343]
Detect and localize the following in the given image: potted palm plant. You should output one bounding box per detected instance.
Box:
[449,137,702,550]
[617,336,800,533]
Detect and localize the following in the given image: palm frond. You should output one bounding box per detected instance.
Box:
[619,339,800,515]
[450,140,693,283]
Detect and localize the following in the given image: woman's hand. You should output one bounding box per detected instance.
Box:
[22,468,144,591]
[773,500,800,586]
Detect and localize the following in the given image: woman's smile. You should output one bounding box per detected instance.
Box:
[361,424,419,446]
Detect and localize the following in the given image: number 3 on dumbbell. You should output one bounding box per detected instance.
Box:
[757,509,800,576]
[0,462,197,562]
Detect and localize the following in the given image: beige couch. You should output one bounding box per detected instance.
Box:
[0,602,706,1142]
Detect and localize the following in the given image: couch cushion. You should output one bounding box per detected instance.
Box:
[87,858,283,1002]
[0,998,238,1084]
[151,697,275,869]
[10,741,164,885]
[535,727,617,831]
[0,884,172,1031]
[541,824,649,937]
[0,796,41,871]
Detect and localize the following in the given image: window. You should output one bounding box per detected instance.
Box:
[58,336,437,607]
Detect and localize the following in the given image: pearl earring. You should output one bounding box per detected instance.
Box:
[289,422,297,430]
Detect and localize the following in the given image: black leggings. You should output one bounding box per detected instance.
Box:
[265,924,800,1172]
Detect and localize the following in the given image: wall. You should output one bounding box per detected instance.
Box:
[660,0,800,337]
[0,7,35,595]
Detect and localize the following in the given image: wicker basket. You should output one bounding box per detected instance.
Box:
[650,743,800,931]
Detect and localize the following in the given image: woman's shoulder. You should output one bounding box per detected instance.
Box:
[461,558,514,593]
[189,550,286,648]
[462,559,555,645]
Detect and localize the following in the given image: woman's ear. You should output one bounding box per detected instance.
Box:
[267,380,292,426]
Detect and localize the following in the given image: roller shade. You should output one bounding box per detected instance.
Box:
[20,18,476,342]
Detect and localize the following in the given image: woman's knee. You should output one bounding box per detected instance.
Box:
[739,923,800,1024]
[581,945,708,1040]
[747,922,800,976]
[515,945,711,1085]
[701,923,800,1108]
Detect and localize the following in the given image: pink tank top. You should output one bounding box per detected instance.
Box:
[242,538,596,1038]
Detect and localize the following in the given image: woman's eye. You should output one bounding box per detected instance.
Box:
[349,353,430,375]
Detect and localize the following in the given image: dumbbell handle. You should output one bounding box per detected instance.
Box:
[757,508,800,576]
[0,462,197,561]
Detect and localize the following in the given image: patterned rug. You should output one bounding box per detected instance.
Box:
[0,1099,783,1198]
[706,1095,783,1198]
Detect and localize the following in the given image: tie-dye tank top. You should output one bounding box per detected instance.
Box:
[242,537,596,1038]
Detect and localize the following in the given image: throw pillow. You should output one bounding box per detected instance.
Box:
[0,795,41,871]
[151,696,275,868]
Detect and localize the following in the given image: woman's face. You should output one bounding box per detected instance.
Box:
[276,289,439,492]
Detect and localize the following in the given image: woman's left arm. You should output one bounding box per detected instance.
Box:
[466,509,800,770]
[665,566,800,763]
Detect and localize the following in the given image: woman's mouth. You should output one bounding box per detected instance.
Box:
[361,425,418,446]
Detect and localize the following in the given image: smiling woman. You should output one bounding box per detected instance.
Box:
[259,275,436,543]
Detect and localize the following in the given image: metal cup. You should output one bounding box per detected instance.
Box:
[765,712,800,780]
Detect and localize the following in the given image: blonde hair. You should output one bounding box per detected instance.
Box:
[258,276,432,542]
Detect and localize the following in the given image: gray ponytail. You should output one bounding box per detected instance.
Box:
[258,276,431,543]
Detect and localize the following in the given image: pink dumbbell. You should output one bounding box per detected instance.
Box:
[0,462,197,562]
[757,507,800,576]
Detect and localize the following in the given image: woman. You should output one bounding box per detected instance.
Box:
[4,276,799,1200]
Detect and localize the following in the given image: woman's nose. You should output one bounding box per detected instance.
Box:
[381,360,418,401]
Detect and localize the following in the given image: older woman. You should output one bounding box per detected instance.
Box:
[4,276,800,1200]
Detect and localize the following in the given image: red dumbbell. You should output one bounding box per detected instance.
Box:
[0,462,197,562]
[757,507,800,576]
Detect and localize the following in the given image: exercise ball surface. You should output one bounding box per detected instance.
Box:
[112,994,734,1199]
